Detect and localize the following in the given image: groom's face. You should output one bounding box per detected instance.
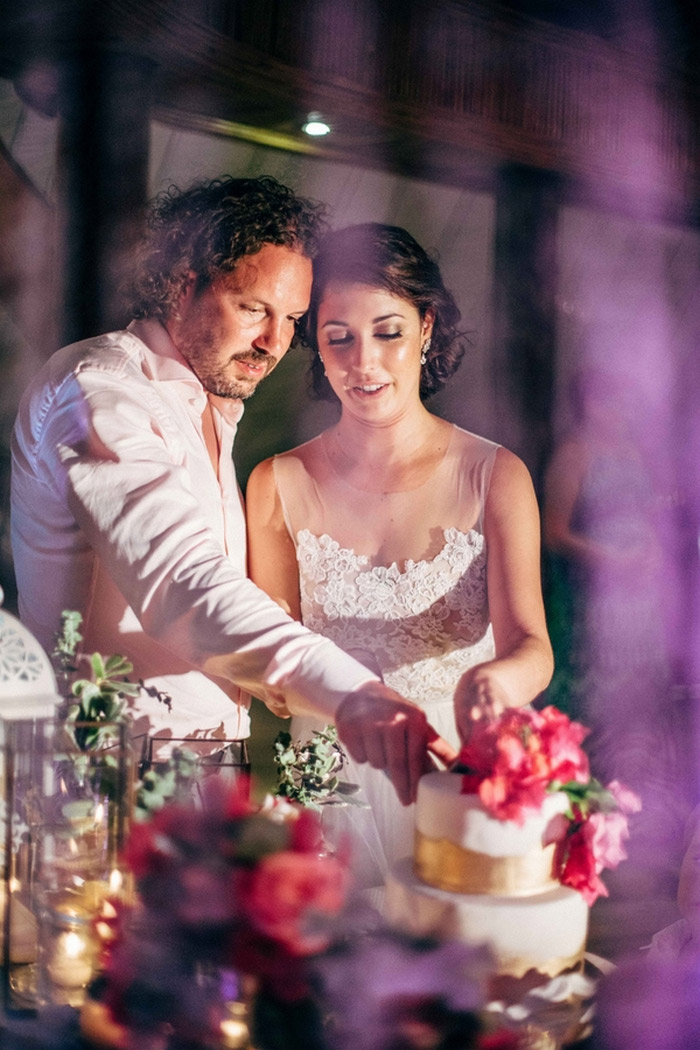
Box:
[169,243,312,400]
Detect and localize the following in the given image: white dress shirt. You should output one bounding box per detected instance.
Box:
[10,319,375,745]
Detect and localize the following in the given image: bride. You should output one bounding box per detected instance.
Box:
[246,222,553,878]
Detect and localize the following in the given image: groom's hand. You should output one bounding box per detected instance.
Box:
[336,682,455,806]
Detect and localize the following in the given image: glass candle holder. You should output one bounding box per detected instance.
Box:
[2,717,133,1013]
[143,735,251,802]
[37,902,99,1008]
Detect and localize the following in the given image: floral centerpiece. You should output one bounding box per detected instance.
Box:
[456,705,641,905]
[82,777,521,1050]
[86,778,350,1049]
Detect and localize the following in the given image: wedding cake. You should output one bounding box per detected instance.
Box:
[385,706,640,986]
[385,772,589,981]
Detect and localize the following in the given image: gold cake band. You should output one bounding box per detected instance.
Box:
[493,949,585,981]
[414,830,558,896]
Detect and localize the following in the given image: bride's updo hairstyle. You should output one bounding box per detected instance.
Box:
[302,222,466,401]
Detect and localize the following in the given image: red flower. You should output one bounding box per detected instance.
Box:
[460,709,559,823]
[479,1032,521,1049]
[237,850,349,955]
[556,821,608,906]
[288,806,324,854]
[121,817,175,879]
[458,707,638,902]
[458,707,593,824]
[229,929,313,1001]
[536,706,590,784]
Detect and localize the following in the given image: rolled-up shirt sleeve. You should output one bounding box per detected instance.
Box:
[14,354,377,721]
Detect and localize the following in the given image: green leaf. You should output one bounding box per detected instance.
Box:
[104,654,134,676]
[90,652,106,680]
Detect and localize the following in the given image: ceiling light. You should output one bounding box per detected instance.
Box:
[302,112,331,137]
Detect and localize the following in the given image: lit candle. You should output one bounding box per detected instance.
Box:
[76,869,124,912]
[47,928,94,989]
[220,1002,250,1049]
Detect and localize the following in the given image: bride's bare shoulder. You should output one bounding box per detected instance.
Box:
[448,422,501,458]
[274,433,326,475]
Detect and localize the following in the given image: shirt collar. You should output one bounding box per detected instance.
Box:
[127,318,245,426]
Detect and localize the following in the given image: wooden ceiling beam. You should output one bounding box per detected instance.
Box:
[1,0,698,214]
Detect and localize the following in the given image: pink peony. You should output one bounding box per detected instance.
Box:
[237,850,349,955]
[607,779,642,815]
[589,810,630,873]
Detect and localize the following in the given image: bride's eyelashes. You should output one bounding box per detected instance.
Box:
[326,332,353,347]
[325,329,404,347]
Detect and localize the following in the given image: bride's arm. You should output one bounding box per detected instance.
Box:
[454,447,554,741]
[246,457,303,622]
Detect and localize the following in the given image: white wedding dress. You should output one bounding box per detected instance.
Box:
[272,424,499,885]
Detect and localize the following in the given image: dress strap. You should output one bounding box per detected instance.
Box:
[475,439,500,534]
[271,455,298,550]
[449,425,500,535]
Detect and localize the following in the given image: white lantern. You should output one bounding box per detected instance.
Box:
[0,594,63,722]
[0,593,63,1013]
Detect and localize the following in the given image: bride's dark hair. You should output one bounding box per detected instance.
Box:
[300,222,466,400]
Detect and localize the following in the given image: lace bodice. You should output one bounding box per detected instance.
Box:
[296,525,495,710]
[273,425,500,878]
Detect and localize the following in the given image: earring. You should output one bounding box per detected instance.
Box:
[318,353,328,377]
[420,336,431,366]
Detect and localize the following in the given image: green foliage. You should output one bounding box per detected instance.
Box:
[52,609,84,675]
[51,611,139,803]
[273,725,361,810]
[134,746,200,821]
[52,611,139,739]
[550,777,619,821]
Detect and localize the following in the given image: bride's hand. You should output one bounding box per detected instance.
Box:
[336,682,450,806]
[454,663,513,743]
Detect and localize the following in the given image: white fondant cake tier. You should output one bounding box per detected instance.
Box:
[416,772,569,858]
[386,856,589,980]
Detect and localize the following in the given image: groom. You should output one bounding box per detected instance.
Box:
[11,175,453,804]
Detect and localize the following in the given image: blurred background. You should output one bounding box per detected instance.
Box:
[1,0,700,956]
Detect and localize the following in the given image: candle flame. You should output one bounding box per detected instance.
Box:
[64,931,85,959]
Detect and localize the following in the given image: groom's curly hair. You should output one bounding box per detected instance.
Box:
[126,175,327,322]
[301,222,467,401]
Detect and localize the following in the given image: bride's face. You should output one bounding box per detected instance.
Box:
[316,282,432,421]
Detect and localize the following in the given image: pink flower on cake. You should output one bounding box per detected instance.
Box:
[535,705,590,784]
[457,705,641,903]
[589,809,631,871]
[458,706,590,824]
[556,820,608,906]
[607,779,643,816]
